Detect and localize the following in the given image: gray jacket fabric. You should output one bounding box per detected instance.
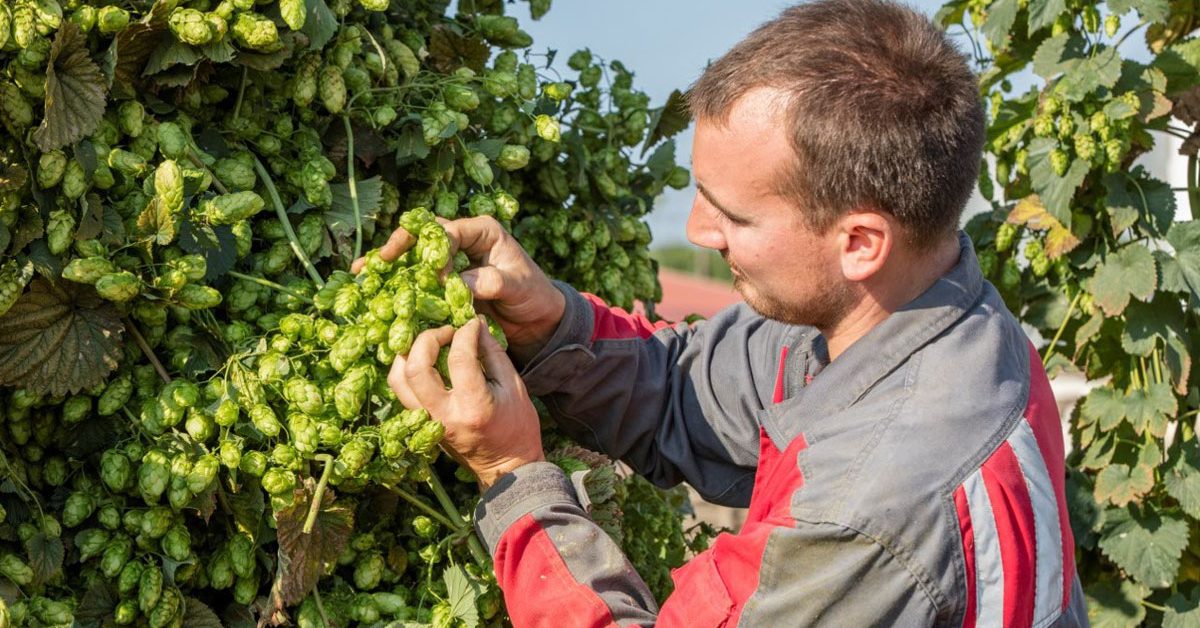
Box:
[475,233,1089,627]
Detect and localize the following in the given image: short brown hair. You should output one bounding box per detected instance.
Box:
[688,0,984,250]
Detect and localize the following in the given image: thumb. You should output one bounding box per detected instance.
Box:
[460,267,508,301]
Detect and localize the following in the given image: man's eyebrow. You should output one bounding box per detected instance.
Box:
[696,182,745,221]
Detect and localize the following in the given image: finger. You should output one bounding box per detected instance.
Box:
[476,316,518,383]
[447,318,487,393]
[404,326,455,409]
[377,227,417,262]
[387,355,423,410]
[441,216,503,264]
[459,267,507,301]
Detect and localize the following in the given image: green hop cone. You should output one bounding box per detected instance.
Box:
[158,122,188,159]
[168,7,213,45]
[1105,13,1121,37]
[443,84,480,111]
[495,144,530,171]
[96,5,129,34]
[262,467,296,495]
[100,536,132,578]
[46,209,75,255]
[76,528,111,561]
[138,450,170,502]
[231,11,280,52]
[139,565,163,613]
[407,420,444,457]
[463,150,494,186]
[155,160,184,215]
[543,81,573,101]
[319,64,347,114]
[62,491,95,527]
[101,450,134,490]
[535,114,561,142]
[177,284,222,309]
[95,271,140,303]
[250,403,282,437]
[279,0,305,30]
[62,256,117,284]
[161,524,191,561]
[37,149,67,189]
[354,552,385,589]
[239,450,267,476]
[201,191,266,225]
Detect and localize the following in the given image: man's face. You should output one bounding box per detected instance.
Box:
[686,88,857,329]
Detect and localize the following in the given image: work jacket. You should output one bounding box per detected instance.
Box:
[475,233,1090,627]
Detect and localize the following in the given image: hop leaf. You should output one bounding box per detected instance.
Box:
[0,279,124,396]
[33,22,108,152]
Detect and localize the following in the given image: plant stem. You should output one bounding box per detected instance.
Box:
[1142,600,1167,612]
[342,115,364,262]
[233,66,249,120]
[1190,153,1200,221]
[252,157,325,287]
[424,461,489,565]
[185,148,229,195]
[388,485,459,530]
[1042,291,1081,368]
[313,586,331,627]
[227,270,313,304]
[303,454,335,534]
[127,321,172,384]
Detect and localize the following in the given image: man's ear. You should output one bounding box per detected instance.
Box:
[836,211,893,282]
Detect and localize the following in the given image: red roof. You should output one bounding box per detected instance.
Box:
[644,268,743,322]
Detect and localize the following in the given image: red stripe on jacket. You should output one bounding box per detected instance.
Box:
[494,514,619,628]
[954,486,977,628]
[1021,343,1076,608]
[981,442,1037,628]
[584,293,671,342]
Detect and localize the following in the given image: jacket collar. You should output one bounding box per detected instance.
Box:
[761,231,986,447]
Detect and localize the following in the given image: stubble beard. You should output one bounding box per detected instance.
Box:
[732,269,857,330]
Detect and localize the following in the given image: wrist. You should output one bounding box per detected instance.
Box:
[476,454,546,493]
[508,288,566,365]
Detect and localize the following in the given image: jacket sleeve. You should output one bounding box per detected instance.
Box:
[518,282,795,506]
[475,463,941,628]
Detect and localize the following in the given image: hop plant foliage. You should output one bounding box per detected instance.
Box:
[0,0,700,624]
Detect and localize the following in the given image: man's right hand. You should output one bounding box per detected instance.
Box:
[356,216,566,365]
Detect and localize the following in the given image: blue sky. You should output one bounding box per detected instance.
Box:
[510,0,959,247]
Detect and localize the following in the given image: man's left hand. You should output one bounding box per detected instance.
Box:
[388,317,544,491]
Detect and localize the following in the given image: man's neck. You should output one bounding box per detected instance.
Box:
[822,236,962,361]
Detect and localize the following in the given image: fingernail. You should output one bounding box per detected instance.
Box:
[461,271,477,290]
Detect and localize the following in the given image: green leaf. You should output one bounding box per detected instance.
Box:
[1152,38,1200,95]
[200,39,236,63]
[182,597,223,628]
[443,564,483,628]
[327,176,383,242]
[1094,463,1153,505]
[1157,250,1191,294]
[136,197,177,246]
[236,32,304,71]
[1081,431,1118,469]
[1091,244,1157,316]
[1165,333,1192,395]
[100,200,126,248]
[143,39,202,76]
[1068,469,1105,548]
[108,24,167,99]
[1167,221,1200,300]
[226,482,265,538]
[1098,504,1188,588]
[1103,169,1176,238]
[428,24,489,74]
[1108,0,1170,23]
[267,478,353,608]
[76,192,106,242]
[1165,441,1200,519]
[982,0,1019,47]
[178,221,237,282]
[642,89,691,156]
[1027,138,1087,225]
[0,279,124,396]
[1028,0,1067,31]
[1085,578,1148,628]
[1126,382,1178,436]
[1166,588,1200,628]
[33,22,108,152]
[73,581,119,628]
[1032,33,1085,79]
[395,124,430,166]
[1058,46,1123,101]
[468,138,505,160]
[24,531,64,588]
[646,139,676,179]
[302,0,338,51]
[1121,298,1183,356]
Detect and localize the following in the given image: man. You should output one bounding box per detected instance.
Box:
[380,0,1090,624]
